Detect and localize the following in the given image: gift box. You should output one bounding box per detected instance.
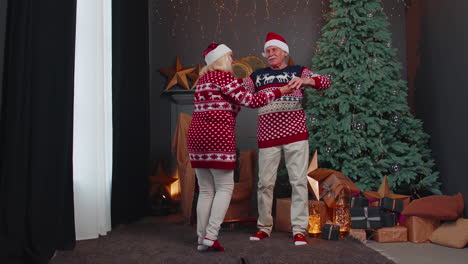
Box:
[322,223,340,240]
[404,216,440,243]
[351,207,382,229]
[349,229,367,243]
[380,211,397,227]
[372,226,408,243]
[351,196,369,208]
[363,176,410,224]
[308,168,360,208]
[275,198,327,232]
[379,197,403,213]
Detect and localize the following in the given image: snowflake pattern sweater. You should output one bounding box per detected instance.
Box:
[244,65,331,148]
[187,70,282,170]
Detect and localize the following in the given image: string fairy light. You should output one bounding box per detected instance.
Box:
[150,0,408,62]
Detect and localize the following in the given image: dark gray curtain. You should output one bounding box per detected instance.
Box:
[0,0,77,263]
[111,0,151,226]
[0,0,8,117]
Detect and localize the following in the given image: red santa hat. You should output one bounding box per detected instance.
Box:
[262,32,289,57]
[203,43,232,65]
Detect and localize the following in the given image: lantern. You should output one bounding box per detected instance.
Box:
[308,202,322,236]
[333,194,351,234]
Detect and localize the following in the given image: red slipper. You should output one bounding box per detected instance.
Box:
[203,238,225,252]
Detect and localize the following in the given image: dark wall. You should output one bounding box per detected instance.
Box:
[411,0,468,216]
[149,0,325,171]
[148,0,407,171]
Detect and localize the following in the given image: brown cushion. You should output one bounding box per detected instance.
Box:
[402,193,464,221]
[429,218,468,248]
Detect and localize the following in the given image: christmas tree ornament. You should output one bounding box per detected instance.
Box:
[308,116,318,123]
[390,113,400,123]
[354,121,366,130]
[391,164,400,173]
[339,38,346,46]
[326,146,333,153]
[355,82,363,90]
[387,41,392,48]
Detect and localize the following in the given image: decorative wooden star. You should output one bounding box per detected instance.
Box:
[159,56,195,90]
[187,65,202,89]
[148,164,178,198]
[307,150,320,201]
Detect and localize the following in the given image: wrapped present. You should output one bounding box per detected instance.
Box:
[379,197,403,213]
[351,196,369,208]
[372,226,408,243]
[275,198,327,232]
[351,207,382,229]
[349,229,367,243]
[306,151,360,206]
[380,212,397,227]
[308,168,360,208]
[363,176,410,224]
[322,223,340,240]
[404,216,440,243]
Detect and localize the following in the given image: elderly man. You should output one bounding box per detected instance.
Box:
[243,32,331,245]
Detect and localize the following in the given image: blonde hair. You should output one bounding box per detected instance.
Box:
[200,52,233,75]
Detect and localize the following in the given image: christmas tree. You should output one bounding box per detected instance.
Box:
[304,0,441,196]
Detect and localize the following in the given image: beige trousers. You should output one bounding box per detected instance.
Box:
[195,168,234,241]
[256,140,309,235]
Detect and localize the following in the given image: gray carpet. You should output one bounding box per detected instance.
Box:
[51,221,394,264]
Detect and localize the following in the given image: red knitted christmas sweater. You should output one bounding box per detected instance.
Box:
[187,70,282,170]
[245,65,331,148]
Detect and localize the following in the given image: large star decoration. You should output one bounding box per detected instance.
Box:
[159,56,195,90]
[148,164,178,198]
[187,65,202,89]
[306,150,320,201]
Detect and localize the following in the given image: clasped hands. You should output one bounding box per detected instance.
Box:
[280,77,307,95]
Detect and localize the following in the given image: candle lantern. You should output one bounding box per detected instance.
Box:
[333,189,351,234]
[308,202,322,236]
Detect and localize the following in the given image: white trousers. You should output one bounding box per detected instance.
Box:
[195,168,234,242]
[257,140,309,235]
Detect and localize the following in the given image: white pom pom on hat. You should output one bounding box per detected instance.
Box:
[203,43,232,65]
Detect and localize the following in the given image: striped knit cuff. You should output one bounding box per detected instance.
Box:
[312,76,322,88]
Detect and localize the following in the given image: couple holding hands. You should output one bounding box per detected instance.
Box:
[186,32,331,251]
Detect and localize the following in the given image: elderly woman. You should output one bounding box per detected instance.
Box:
[187,43,293,251]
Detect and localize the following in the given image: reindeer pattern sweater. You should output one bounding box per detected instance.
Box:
[245,65,331,148]
[187,70,282,170]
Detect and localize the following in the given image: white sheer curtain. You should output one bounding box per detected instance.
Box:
[73,0,113,240]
